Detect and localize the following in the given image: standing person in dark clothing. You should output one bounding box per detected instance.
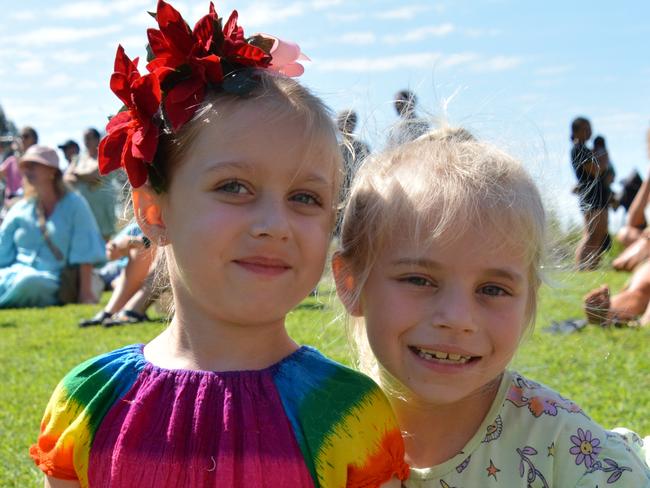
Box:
[336,109,370,200]
[570,117,610,270]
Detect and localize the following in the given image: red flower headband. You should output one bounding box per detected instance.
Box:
[98,0,308,188]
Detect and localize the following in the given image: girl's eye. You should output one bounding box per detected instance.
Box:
[400,276,434,287]
[480,284,509,297]
[216,180,248,194]
[290,192,321,206]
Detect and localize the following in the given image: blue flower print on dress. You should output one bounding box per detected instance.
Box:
[570,428,602,468]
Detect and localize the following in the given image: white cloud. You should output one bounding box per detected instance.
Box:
[238,2,306,27]
[338,32,377,44]
[535,65,573,77]
[438,52,478,69]
[468,55,522,73]
[51,0,151,19]
[462,27,501,38]
[9,11,36,21]
[326,12,363,22]
[44,73,75,88]
[50,49,94,65]
[51,1,110,19]
[314,51,522,74]
[375,5,431,20]
[16,59,46,76]
[383,23,454,44]
[12,25,122,47]
[596,112,647,132]
[311,0,344,9]
[314,52,443,72]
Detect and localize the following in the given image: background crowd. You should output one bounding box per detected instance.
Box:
[2,91,650,329]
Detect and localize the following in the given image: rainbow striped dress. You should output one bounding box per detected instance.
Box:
[31,344,409,487]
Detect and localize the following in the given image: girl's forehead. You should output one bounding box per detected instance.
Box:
[383,215,530,261]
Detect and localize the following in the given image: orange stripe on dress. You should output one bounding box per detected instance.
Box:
[347,429,410,487]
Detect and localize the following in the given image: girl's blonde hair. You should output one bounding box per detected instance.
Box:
[338,127,546,374]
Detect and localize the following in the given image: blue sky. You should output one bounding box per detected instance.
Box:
[1,0,649,226]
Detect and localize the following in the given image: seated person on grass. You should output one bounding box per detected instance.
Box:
[584,260,650,326]
[79,221,159,326]
[612,126,650,271]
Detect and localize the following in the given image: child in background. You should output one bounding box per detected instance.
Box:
[30,2,408,487]
[333,127,650,486]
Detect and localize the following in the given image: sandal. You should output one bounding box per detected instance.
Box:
[545,318,587,335]
[103,309,150,328]
[79,310,113,328]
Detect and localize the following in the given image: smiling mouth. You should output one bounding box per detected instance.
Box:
[234,258,291,276]
[408,346,480,365]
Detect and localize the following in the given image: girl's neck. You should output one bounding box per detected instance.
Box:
[147,296,298,372]
[393,374,503,468]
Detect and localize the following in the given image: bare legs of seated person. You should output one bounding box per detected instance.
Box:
[80,246,159,327]
[584,259,650,325]
[612,231,650,271]
[102,267,161,327]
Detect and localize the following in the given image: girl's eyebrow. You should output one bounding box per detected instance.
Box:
[205,160,331,187]
[391,257,441,269]
[391,258,524,283]
[203,160,255,173]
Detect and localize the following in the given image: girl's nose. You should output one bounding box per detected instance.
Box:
[249,198,290,241]
[431,285,478,333]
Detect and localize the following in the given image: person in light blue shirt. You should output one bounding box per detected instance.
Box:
[0,145,105,308]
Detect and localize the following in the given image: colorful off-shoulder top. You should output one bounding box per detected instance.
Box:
[30,344,409,487]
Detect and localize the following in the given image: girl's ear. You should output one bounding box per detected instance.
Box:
[132,186,168,246]
[332,252,363,317]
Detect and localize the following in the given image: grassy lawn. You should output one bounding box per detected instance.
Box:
[2,267,649,486]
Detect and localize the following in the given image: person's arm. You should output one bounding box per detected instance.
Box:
[45,476,81,488]
[626,171,650,228]
[582,155,608,177]
[77,263,97,304]
[73,168,102,184]
[106,234,150,261]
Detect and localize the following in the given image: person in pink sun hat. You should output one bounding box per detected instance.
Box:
[0,145,105,308]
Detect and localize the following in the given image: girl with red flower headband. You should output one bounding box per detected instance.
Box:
[30,2,408,487]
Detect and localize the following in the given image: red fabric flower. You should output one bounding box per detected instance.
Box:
[146,0,271,131]
[99,45,161,188]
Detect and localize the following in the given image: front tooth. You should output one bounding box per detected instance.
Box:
[448,353,461,361]
[434,351,448,359]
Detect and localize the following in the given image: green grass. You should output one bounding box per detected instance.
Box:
[2,269,649,486]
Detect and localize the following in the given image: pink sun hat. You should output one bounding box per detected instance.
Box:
[19,144,61,170]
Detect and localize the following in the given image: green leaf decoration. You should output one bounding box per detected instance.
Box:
[146,43,155,63]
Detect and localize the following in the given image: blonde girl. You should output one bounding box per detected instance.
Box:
[30,2,408,487]
[333,128,650,486]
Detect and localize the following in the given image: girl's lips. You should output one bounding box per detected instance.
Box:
[234,257,291,276]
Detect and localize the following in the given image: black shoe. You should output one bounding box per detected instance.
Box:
[103,309,150,328]
[79,310,112,328]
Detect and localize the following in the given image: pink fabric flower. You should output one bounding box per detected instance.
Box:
[264,35,310,77]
